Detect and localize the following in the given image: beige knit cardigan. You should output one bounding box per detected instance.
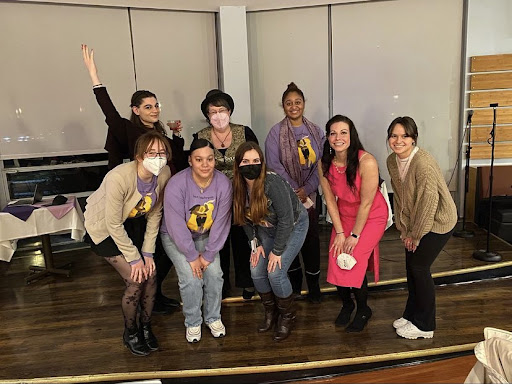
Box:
[387,148,457,244]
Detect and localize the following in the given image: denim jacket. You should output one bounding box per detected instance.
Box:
[243,172,306,256]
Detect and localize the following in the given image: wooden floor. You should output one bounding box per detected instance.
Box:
[0,223,511,384]
[288,354,477,383]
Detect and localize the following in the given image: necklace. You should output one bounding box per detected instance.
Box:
[194,174,213,193]
[333,158,346,174]
[212,127,232,148]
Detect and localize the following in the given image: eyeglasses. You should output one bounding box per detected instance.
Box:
[208,108,229,117]
[145,151,168,159]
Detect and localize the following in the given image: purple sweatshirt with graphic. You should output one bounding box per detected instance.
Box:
[160,167,232,263]
[265,121,325,197]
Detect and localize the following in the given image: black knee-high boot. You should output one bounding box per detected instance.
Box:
[305,272,322,304]
[335,286,355,326]
[288,257,303,297]
[346,277,372,332]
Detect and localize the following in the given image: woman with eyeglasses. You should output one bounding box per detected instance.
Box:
[265,82,325,303]
[81,44,186,314]
[194,89,259,300]
[160,139,232,343]
[84,131,171,356]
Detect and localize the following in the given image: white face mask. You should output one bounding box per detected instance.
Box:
[142,157,166,176]
[210,112,230,130]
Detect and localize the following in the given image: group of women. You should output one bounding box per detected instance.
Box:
[81,44,457,356]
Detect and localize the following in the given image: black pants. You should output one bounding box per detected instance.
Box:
[289,206,321,280]
[154,233,173,297]
[403,229,454,331]
[219,224,253,290]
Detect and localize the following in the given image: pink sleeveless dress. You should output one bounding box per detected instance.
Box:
[326,151,388,288]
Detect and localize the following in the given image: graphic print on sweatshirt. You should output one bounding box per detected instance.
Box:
[187,199,215,233]
[297,136,316,167]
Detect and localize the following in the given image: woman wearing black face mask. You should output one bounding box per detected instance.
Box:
[232,142,309,341]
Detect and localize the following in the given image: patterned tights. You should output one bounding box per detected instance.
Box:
[105,256,156,329]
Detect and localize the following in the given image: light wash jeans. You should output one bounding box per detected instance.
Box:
[251,209,309,298]
[160,233,223,328]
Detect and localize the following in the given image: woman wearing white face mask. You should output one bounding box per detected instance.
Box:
[194,89,259,300]
[84,131,171,356]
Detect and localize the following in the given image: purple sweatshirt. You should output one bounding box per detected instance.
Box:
[265,121,325,197]
[160,167,232,263]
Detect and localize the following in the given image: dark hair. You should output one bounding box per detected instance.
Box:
[281,82,305,106]
[387,116,418,144]
[129,90,166,135]
[232,141,268,226]
[189,138,215,154]
[207,98,231,112]
[321,115,365,191]
[134,130,172,161]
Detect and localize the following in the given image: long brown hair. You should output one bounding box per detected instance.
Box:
[233,142,268,226]
[321,115,364,191]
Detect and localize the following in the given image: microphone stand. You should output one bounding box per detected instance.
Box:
[454,110,475,238]
[473,103,502,262]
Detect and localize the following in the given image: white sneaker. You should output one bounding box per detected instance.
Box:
[396,321,434,339]
[207,319,226,338]
[393,317,409,329]
[186,325,201,343]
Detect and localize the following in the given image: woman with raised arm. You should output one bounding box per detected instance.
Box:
[84,131,171,356]
[387,116,456,340]
[194,89,258,300]
[160,139,232,343]
[233,142,308,341]
[319,115,388,332]
[265,82,325,303]
[81,44,186,314]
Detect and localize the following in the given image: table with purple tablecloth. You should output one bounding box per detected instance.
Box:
[0,197,85,282]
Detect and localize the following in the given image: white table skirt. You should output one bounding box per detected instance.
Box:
[0,198,85,262]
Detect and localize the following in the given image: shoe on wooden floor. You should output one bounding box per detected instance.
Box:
[186,325,202,343]
[207,319,226,338]
[393,317,409,329]
[396,322,434,339]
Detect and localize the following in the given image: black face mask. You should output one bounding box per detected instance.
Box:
[239,164,262,180]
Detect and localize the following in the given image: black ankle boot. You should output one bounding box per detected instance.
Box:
[123,326,150,356]
[305,273,322,304]
[346,306,372,333]
[335,301,355,326]
[141,321,159,351]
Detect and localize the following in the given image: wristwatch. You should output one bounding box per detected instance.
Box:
[350,232,360,239]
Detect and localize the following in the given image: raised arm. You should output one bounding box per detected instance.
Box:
[81,44,102,86]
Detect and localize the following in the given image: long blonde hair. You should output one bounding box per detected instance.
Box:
[233,142,268,226]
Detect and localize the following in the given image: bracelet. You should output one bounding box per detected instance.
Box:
[335,231,344,235]
[350,232,360,239]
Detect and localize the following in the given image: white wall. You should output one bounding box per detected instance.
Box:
[466,0,512,57]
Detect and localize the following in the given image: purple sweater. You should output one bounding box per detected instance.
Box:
[265,122,325,197]
[160,168,232,263]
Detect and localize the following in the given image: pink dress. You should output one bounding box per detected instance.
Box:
[326,151,388,288]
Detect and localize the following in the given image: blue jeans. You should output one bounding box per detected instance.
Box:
[251,209,309,298]
[160,233,223,328]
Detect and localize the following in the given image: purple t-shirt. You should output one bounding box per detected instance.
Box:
[265,121,325,196]
[160,167,232,263]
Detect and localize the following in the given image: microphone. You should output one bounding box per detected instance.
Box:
[466,110,474,124]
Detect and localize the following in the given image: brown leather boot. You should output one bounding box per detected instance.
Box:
[258,291,277,333]
[273,294,296,341]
